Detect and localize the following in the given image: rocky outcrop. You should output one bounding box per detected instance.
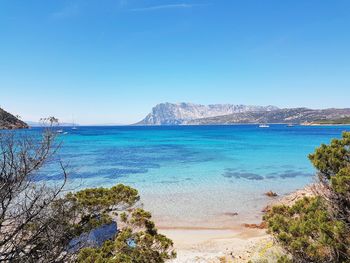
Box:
[0,108,28,129]
[136,102,279,125]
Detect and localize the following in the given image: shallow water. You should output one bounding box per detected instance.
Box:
[27,125,349,228]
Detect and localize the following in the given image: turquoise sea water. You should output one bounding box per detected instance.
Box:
[29,125,349,228]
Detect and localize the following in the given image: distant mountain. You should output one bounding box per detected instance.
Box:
[0,108,28,129]
[136,103,350,125]
[136,102,279,125]
[188,108,350,125]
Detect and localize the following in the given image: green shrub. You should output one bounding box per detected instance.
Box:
[265,132,350,262]
[264,197,348,262]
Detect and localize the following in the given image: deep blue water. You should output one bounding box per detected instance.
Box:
[25,125,350,227]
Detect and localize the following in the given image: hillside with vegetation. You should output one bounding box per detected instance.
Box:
[307,117,350,125]
[188,108,350,125]
[0,107,28,129]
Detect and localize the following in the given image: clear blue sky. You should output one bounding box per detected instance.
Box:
[1,0,349,124]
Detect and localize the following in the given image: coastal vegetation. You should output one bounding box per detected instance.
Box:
[311,117,350,125]
[264,132,350,262]
[0,118,175,262]
[0,107,28,129]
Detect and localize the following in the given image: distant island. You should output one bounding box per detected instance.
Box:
[136,102,350,125]
[25,121,78,127]
[0,107,28,129]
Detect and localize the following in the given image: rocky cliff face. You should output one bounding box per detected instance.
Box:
[0,108,28,129]
[136,102,279,125]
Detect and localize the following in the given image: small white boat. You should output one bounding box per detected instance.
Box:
[72,117,78,130]
[56,129,64,133]
[63,132,68,135]
[259,124,270,128]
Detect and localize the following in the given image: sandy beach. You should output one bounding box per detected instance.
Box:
[161,228,270,263]
[158,186,315,262]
